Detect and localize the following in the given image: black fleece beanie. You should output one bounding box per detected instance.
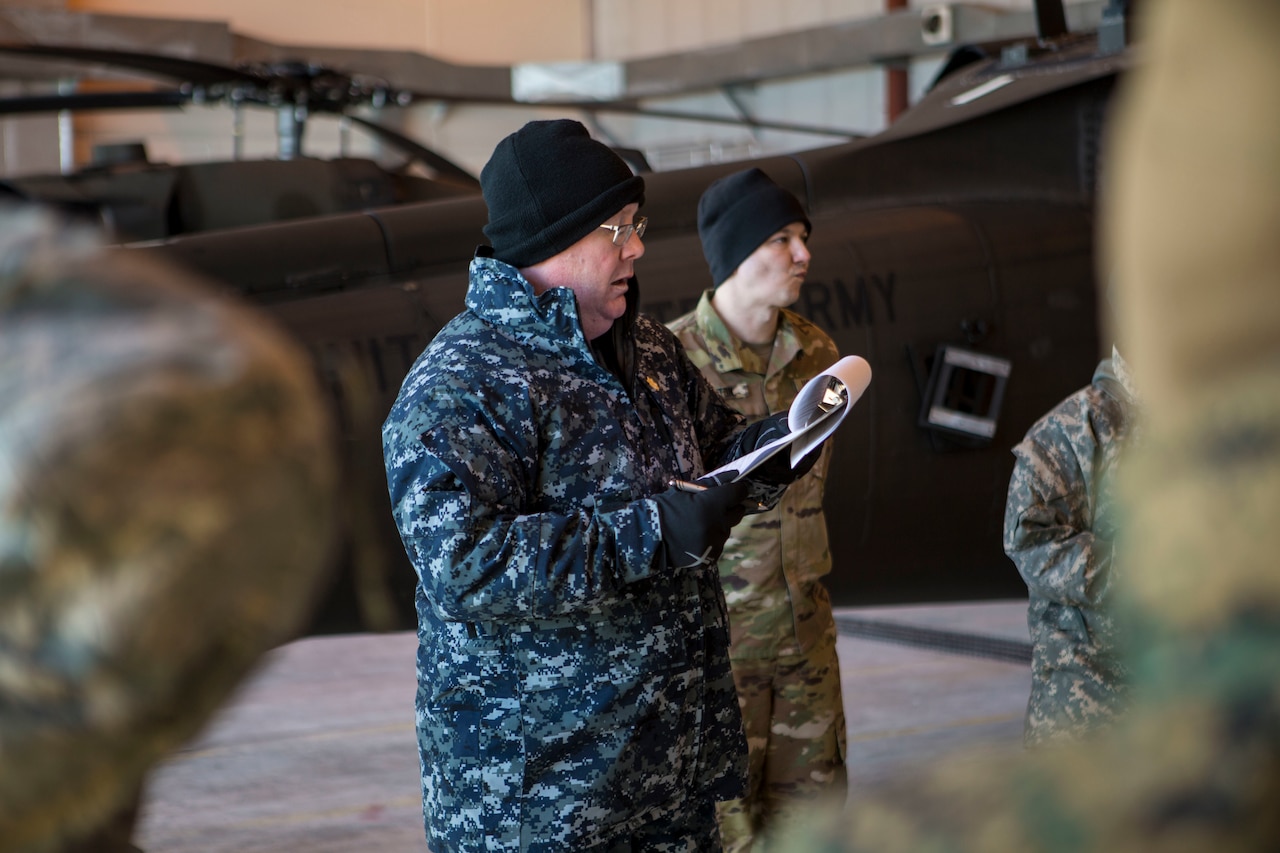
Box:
[697,168,811,286]
[480,119,645,269]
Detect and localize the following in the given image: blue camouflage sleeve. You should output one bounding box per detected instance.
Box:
[383,377,662,623]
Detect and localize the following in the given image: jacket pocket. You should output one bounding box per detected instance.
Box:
[418,628,517,848]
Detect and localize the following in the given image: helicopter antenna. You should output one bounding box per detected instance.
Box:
[276,102,307,161]
[232,100,245,161]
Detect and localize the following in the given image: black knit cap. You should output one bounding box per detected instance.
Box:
[697,167,811,286]
[480,119,645,269]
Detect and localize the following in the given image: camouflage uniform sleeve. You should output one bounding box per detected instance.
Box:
[383,375,661,623]
[1003,398,1113,610]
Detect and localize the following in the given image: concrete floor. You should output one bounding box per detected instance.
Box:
[135,599,1032,852]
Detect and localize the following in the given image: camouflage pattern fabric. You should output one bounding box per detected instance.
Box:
[669,291,846,851]
[714,624,846,852]
[382,257,752,852]
[768,1,1280,849]
[1005,352,1138,745]
[0,206,339,853]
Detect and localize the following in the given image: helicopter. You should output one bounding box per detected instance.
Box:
[0,44,485,240]
[0,33,868,240]
[0,0,1136,634]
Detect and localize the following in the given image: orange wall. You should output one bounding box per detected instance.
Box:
[67,0,589,62]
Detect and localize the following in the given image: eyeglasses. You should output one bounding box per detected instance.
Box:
[599,216,648,246]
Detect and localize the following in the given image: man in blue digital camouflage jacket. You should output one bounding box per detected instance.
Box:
[382,120,821,852]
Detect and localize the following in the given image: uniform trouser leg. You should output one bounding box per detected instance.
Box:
[716,631,847,851]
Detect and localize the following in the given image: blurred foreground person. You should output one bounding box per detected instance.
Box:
[669,168,846,850]
[0,206,339,853]
[773,0,1280,849]
[1005,346,1139,745]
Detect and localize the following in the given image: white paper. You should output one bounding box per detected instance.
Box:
[702,355,872,484]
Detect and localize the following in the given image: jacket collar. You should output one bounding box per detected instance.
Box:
[692,289,804,376]
[1094,346,1140,407]
[467,252,644,391]
[467,254,585,346]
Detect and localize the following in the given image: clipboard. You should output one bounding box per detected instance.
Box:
[702,355,872,484]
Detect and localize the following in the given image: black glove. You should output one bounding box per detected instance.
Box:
[734,412,821,488]
[651,479,750,570]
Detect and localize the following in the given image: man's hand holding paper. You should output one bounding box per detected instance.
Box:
[704,355,873,486]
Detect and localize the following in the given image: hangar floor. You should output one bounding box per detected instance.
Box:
[135,599,1032,852]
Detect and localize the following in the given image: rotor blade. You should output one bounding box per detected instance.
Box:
[0,43,259,86]
[0,89,190,115]
[344,114,479,188]
[398,89,863,139]
[0,43,862,139]
[585,104,863,138]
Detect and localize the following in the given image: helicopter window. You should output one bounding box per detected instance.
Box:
[918,345,1011,442]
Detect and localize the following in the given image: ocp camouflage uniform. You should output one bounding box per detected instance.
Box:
[669,292,847,850]
[0,206,338,853]
[1005,350,1138,745]
[383,255,757,853]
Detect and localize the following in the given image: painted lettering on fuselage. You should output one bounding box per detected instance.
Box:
[801,274,897,331]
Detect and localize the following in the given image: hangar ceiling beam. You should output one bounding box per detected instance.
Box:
[621,2,1104,99]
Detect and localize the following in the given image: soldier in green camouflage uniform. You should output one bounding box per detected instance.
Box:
[769,1,1280,849]
[668,168,847,851]
[0,206,338,853]
[1005,348,1139,745]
